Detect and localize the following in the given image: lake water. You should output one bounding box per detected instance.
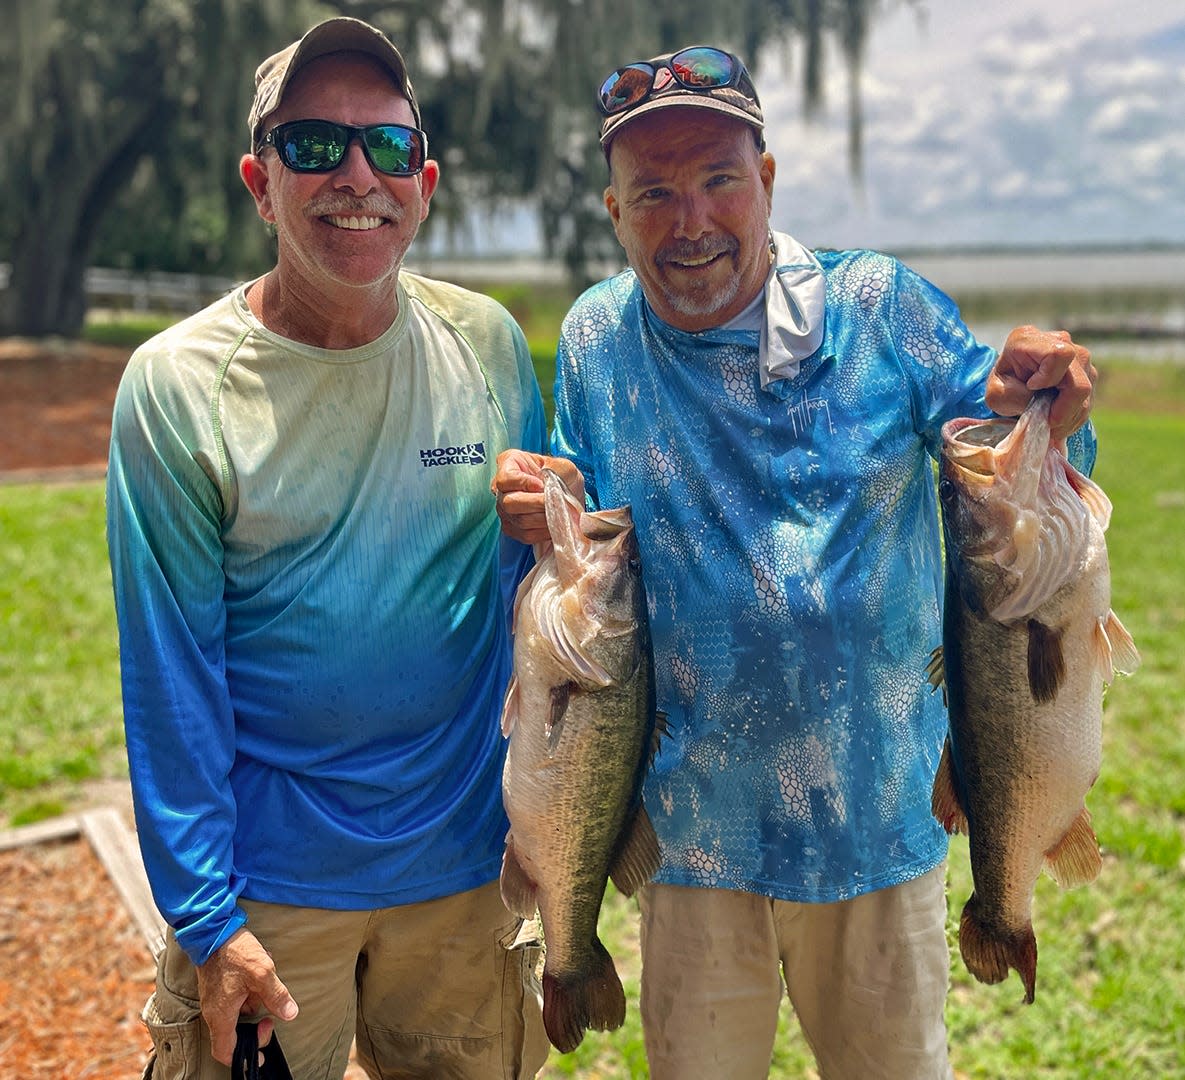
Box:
[412,248,1185,362]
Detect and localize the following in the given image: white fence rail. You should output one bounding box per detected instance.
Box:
[1,249,1182,319]
[0,263,238,315]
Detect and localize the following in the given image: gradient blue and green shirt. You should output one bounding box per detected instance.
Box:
[553,249,1096,903]
[107,274,544,964]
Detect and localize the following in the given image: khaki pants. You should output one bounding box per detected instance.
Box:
[638,866,954,1080]
[142,881,550,1079]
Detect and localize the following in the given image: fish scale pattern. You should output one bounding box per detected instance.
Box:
[552,248,1097,902]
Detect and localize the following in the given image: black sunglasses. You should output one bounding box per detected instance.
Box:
[261,119,428,177]
[598,46,752,116]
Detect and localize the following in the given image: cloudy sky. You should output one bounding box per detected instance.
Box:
[764,0,1185,252]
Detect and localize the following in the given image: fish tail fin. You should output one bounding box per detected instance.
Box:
[931,737,969,835]
[608,805,660,896]
[959,893,1038,1004]
[1045,806,1103,887]
[499,835,538,918]
[542,941,625,1053]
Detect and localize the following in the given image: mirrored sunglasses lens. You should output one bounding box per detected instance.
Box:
[364,126,421,174]
[671,47,734,88]
[600,64,655,113]
[281,122,346,170]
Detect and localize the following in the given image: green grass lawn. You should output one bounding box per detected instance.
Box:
[1,350,1181,1077]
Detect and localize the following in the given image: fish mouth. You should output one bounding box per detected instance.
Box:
[941,416,1017,479]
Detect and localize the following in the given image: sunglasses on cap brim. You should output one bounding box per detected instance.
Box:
[261,119,428,177]
[598,46,752,116]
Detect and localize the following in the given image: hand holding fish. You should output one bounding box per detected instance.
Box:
[986,326,1097,443]
[492,450,587,549]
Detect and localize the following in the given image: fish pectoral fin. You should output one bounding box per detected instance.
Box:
[930,737,969,835]
[501,675,521,738]
[500,834,539,918]
[545,684,573,751]
[608,804,661,897]
[925,646,948,707]
[1044,807,1102,888]
[1026,619,1066,704]
[1097,610,1141,681]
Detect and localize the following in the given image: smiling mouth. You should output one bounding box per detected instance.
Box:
[667,250,728,270]
[324,215,386,231]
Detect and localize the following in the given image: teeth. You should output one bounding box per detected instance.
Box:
[327,215,384,230]
[674,253,718,267]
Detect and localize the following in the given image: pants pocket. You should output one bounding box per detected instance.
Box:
[140,985,203,1080]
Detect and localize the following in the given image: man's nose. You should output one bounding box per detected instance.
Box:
[673,191,712,240]
[331,138,379,194]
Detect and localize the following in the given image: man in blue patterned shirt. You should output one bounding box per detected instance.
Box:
[493,45,1097,1079]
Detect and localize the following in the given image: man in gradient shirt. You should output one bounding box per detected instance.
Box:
[107,17,553,1078]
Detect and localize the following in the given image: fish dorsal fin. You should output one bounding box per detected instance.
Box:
[1096,610,1141,682]
[931,737,969,835]
[608,804,661,897]
[1044,807,1102,887]
[649,710,670,767]
[925,645,947,707]
[1026,619,1066,704]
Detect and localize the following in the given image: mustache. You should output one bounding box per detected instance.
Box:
[656,236,738,265]
[306,194,406,222]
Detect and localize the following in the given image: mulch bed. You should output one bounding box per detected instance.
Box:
[1,340,154,1076]
[0,839,155,1078]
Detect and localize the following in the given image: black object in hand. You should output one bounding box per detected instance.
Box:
[232,1020,294,1080]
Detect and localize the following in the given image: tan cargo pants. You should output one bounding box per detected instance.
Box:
[638,866,955,1080]
[141,881,549,1079]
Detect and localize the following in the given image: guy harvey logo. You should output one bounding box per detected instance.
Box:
[419,441,487,467]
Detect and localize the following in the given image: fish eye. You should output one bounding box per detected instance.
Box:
[938,478,956,504]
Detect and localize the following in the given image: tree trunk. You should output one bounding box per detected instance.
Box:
[2,107,172,337]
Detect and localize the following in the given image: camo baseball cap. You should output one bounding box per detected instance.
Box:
[598,45,764,149]
[248,17,421,149]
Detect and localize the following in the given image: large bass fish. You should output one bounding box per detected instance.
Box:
[500,468,660,1053]
[929,391,1139,1003]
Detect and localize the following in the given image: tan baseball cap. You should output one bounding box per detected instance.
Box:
[248,17,421,148]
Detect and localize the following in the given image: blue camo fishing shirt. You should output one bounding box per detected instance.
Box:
[552,248,1097,902]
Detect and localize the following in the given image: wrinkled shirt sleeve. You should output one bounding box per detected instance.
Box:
[106,359,246,965]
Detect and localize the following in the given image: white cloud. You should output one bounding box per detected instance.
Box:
[766,5,1185,250]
